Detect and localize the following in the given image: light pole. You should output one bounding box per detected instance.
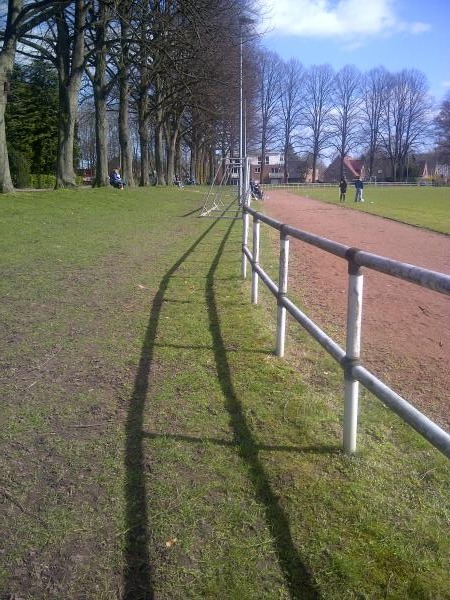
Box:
[239,17,253,206]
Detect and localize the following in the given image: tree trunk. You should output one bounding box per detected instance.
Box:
[0,0,22,193]
[0,59,15,193]
[118,7,134,186]
[165,116,181,185]
[137,87,151,186]
[154,112,166,186]
[56,80,80,188]
[55,0,86,189]
[93,86,109,186]
[92,6,110,188]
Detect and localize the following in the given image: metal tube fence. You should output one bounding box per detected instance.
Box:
[261,181,438,190]
[276,229,289,357]
[242,205,450,459]
[241,211,249,279]
[251,217,260,304]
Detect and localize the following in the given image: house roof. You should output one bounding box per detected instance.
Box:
[343,157,364,177]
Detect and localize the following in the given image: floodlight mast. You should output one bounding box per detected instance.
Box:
[239,16,253,207]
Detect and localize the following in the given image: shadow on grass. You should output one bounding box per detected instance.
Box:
[144,431,339,456]
[206,218,322,600]
[123,212,227,600]
[180,206,203,217]
[124,204,323,599]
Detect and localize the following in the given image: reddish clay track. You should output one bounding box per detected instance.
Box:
[263,190,450,431]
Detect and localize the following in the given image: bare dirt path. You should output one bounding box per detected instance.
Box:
[263,190,450,431]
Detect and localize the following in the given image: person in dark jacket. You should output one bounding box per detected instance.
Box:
[339,177,347,202]
[110,169,124,189]
[354,176,364,202]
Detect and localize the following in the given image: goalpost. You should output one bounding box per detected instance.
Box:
[200,157,251,217]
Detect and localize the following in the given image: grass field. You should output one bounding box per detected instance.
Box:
[283,185,450,234]
[1,186,449,599]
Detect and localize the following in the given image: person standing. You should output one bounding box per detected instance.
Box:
[354,176,364,202]
[339,177,347,202]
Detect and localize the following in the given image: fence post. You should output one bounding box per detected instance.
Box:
[251,215,260,304]
[276,227,289,357]
[242,210,249,279]
[343,251,364,454]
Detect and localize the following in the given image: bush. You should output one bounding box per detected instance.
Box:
[8,147,31,188]
[29,174,57,189]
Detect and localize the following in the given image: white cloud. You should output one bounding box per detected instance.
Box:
[260,0,431,39]
[442,81,450,89]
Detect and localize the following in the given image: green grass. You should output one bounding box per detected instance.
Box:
[286,185,450,234]
[1,186,449,599]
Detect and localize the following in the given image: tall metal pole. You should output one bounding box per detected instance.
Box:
[239,25,243,206]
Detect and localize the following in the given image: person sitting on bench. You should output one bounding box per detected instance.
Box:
[110,169,124,189]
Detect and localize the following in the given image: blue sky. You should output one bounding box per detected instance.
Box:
[259,0,450,105]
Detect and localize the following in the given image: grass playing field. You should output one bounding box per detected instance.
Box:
[286,184,450,234]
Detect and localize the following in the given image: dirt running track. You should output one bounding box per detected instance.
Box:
[263,190,450,432]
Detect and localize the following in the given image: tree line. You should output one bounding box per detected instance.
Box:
[1,0,449,193]
[255,54,449,184]
[1,0,257,192]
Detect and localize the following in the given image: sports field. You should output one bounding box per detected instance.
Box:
[284,184,450,234]
[1,186,449,599]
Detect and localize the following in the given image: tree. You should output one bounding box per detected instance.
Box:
[279,58,304,183]
[434,91,450,162]
[53,0,87,187]
[301,64,335,181]
[330,64,362,178]
[117,0,134,186]
[0,0,70,192]
[361,66,389,179]
[5,60,58,176]
[84,0,116,187]
[380,69,432,181]
[256,49,282,183]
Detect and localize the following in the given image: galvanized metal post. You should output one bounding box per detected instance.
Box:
[343,253,364,454]
[251,216,260,304]
[242,210,249,279]
[276,228,289,357]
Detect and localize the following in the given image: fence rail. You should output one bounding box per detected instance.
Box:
[242,205,450,459]
[262,181,440,189]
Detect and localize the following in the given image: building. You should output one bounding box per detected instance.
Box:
[249,151,285,184]
[322,156,365,183]
[248,151,319,184]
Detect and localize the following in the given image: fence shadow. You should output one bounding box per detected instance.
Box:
[123,215,225,600]
[124,205,321,599]
[205,218,322,600]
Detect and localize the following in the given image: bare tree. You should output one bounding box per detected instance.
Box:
[330,64,362,178]
[279,58,304,182]
[434,91,450,162]
[53,0,87,187]
[117,0,135,186]
[256,49,282,183]
[302,64,335,181]
[84,0,117,187]
[380,69,432,181]
[361,66,389,179]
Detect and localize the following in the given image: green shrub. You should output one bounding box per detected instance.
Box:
[29,174,57,189]
[8,147,31,188]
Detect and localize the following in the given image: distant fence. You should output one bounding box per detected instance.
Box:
[241,205,450,459]
[262,181,439,190]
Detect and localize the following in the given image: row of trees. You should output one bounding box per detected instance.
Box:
[1,0,258,192]
[2,1,449,193]
[254,54,449,183]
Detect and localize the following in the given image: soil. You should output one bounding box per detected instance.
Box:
[263,190,450,431]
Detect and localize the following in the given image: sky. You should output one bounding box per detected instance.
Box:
[259,0,450,105]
